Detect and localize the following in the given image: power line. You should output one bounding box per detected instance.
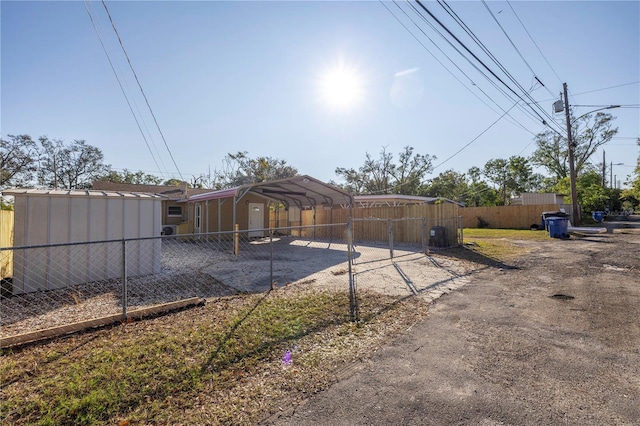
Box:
[432,98,523,171]
[403,0,548,133]
[381,0,536,135]
[434,0,566,134]
[83,0,167,178]
[481,0,556,99]
[505,0,563,86]
[100,0,184,181]
[573,104,640,108]
[573,81,640,96]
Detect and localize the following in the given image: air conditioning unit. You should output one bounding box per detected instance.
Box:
[162,224,177,236]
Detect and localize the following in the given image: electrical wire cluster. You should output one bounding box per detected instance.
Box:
[374,0,636,195]
[83,0,184,181]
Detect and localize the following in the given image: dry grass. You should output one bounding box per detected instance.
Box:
[0,285,429,425]
[462,228,549,262]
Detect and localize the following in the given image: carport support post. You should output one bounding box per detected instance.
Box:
[122,239,128,319]
[217,199,221,248]
[388,219,394,259]
[234,224,239,256]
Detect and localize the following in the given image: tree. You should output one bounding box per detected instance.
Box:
[163,178,186,187]
[98,169,162,185]
[482,156,542,205]
[335,146,435,195]
[482,158,510,205]
[465,167,499,207]
[212,152,298,188]
[621,137,640,212]
[0,134,39,188]
[425,169,469,203]
[38,137,110,189]
[531,111,618,179]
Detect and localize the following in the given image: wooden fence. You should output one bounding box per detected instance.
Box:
[1,210,14,278]
[269,203,461,246]
[459,204,562,229]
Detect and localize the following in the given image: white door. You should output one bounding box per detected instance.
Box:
[194,204,202,234]
[248,203,264,238]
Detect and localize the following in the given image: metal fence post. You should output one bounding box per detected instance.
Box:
[270,231,275,290]
[387,218,394,260]
[122,239,128,319]
[347,219,358,322]
[422,218,428,254]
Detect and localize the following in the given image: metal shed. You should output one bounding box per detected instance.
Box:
[3,189,165,294]
[183,175,354,235]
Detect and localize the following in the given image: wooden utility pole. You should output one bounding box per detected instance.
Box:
[602,151,606,187]
[610,162,614,189]
[563,83,580,226]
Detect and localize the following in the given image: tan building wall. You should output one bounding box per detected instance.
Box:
[184,193,271,234]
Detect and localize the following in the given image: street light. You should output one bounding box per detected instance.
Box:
[558,82,620,226]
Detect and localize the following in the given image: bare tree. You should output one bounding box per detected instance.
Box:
[0,134,39,188]
[212,151,298,188]
[335,146,435,195]
[38,137,110,189]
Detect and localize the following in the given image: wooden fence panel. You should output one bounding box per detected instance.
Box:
[460,204,561,229]
[269,203,461,245]
[1,210,14,278]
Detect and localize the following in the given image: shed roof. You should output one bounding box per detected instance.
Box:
[2,188,166,200]
[91,181,212,199]
[185,175,353,209]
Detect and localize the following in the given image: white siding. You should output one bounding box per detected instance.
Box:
[8,191,163,294]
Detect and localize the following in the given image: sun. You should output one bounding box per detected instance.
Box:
[317,62,365,111]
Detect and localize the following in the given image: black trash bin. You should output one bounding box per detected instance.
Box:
[429,226,448,248]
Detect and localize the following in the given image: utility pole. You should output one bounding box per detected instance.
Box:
[563,83,580,226]
[610,161,613,189]
[602,151,606,187]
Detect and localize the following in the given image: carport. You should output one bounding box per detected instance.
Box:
[183,175,353,235]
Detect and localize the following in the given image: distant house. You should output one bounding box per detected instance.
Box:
[511,192,566,206]
[91,181,211,235]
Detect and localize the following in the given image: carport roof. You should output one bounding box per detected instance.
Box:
[184,175,353,209]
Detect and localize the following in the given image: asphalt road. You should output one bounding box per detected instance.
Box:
[266,221,640,425]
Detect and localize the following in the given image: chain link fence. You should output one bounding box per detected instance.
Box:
[1,217,462,346]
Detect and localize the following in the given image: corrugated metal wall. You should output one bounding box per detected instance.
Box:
[11,193,162,294]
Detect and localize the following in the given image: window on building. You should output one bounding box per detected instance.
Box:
[168,205,183,217]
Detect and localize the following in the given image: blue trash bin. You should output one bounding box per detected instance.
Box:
[592,211,604,223]
[547,217,569,239]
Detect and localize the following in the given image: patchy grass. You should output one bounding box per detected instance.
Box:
[463,228,550,240]
[461,228,549,263]
[0,286,428,425]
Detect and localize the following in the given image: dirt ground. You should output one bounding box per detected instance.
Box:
[267,217,640,425]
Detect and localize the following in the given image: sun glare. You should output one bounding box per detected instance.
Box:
[317,63,364,111]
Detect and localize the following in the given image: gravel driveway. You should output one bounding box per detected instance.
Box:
[268,218,640,425]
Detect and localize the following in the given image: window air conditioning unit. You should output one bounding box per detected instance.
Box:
[162,224,177,236]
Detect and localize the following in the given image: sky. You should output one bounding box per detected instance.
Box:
[2,0,639,189]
